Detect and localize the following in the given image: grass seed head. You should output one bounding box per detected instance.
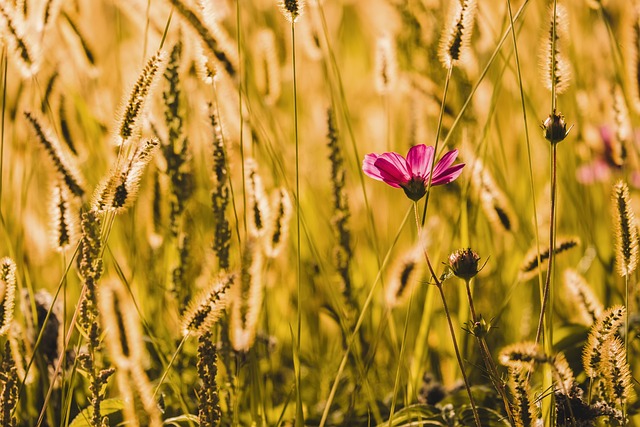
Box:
[612,180,639,277]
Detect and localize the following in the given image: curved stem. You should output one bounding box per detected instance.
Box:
[464,279,516,425]
[413,203,481,427]
[535,143,557,345]
[319,207,412,427]
[422,65,453,226]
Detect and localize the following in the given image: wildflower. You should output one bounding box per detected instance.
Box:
[448,248,481,281]
[362,144,464,201]
[541,110,569,144]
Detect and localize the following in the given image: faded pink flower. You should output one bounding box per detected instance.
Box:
[363,144,464,201]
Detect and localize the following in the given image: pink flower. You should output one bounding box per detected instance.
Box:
[363,144,464,201]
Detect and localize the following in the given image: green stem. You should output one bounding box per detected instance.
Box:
[422,65,452,226]
[413,202,481,427]
[319,208,412,427]
[291,21,304,427]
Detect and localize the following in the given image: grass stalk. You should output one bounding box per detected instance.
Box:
[413,202,481,427]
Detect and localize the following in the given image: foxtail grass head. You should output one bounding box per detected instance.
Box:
[279,0,305,23]
[181,273,235,336]
[539,2,571,94]
[0,257,17,336]
[612,180,638,277]
[385,241,424,307]
[374,34,398,95]
[117,50,167,146]
[439,0,477,69]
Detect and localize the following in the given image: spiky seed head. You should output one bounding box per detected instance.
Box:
[0,257,17,336]
[438,0,477,69]
[49,183,78,251]
[374,34,397,95]
[385,243,424,307]
[181,273,235,336]
[600,336,633,405]
[279,0,305,23]
[499,341,547,368]
[562,269,603,325]
[583,305,626,378]
[539,3,571,94]
[542,110,568,144]
[245,158,271,238]
[520,236,580,280]
[264,187,292,258]
[448,248,481,281]
[612,180,639,277]
[230,237,264,352]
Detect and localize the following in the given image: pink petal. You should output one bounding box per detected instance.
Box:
[406,145,433,178]
[374,153,411,187]
[432,149,459,178]
[430,163,465,186]
[363,154,385,181]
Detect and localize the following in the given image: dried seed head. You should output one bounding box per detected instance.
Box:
[612,180,639,277]
[583,305,625,378]
[279,0,305,23]
[551,353,576,393]
[161,0,236,78]
[245,159,271,238]
[520,236,580,280]
[181,273,235,336]
[508,364,535,427]
[264,187,292,258]
[24,111,85,198]
[0,2,39,77]
[467,156,518,233]
[439,0,477,69]
[117,50,167,145]
[0,257,17,336]
[600,336,633,405]
[255,29,281,106]
[92,138,159,213]
[626,9,640,114]
[541,110,568,144]
[562,269,603,326]
[499,341,547,368]
[448,248,481,281]
[99,280,145,369]
[374,35,398,95]
[49,182,78,251]
[230,237,264,351]
[539,3,571,94]
[385,242,424,307]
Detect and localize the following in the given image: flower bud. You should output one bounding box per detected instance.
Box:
[448,248,481,281]
[542,110,568,144]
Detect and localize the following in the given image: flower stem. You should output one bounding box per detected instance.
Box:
[464,279,515,425]
[291,20,304,427]
[413,203,481,427]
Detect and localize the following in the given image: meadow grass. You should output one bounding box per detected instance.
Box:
[0,0,640,426]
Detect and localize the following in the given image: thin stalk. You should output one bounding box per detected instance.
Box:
[413,202,481,427]
[290,21,303,427]
[0,48,6,211]
[506,0,543,303]
[624,274,629,422]
[535,143,557,346]
[464,278,515,425]
[319,207,412,427]
[422,65,453,226]
[388,286,415,424]
[152,333,190,398]
[237,0,247,236]
[537,3,560,425]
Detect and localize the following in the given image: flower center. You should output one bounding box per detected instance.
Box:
[401,177,427,201]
